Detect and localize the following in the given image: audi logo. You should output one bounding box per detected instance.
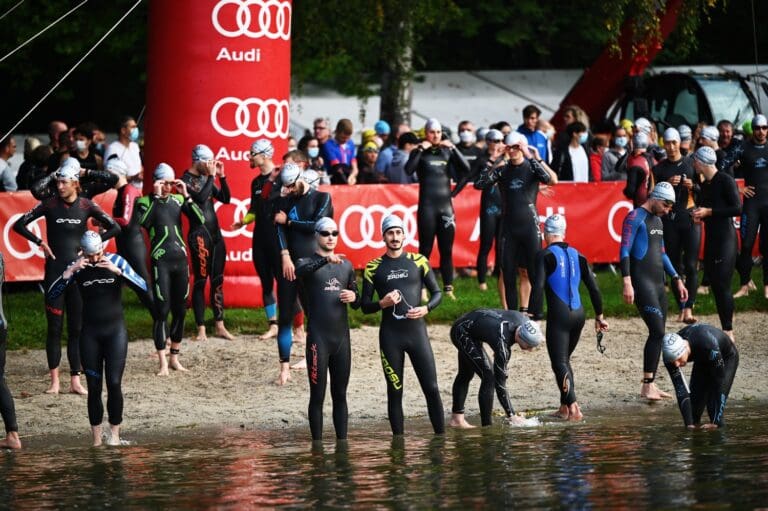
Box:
[211,0,291,40]
[338,204,419,250]
[210,97,290,139]
[3,213,44,260]
[215,197,252,239]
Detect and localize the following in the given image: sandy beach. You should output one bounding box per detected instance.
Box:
[5,311,766,441]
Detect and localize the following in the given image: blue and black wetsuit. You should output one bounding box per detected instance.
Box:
[47,254,148,427]
[620,207,679,377]
[735,140,768,288]
[361,251,444,435]
[0,253,17,435]
[530,242,602,406]
[665,324,738,427]
[296,254,360,440]
[13,196,120,375]
[449,309,527,426]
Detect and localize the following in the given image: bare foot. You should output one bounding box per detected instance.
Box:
[156,352,169,376]
[169,357,188,372]
[551,405,570,419]
[734,285,750,298]
[194,326,208,341]
[567,402,583,421]
[70,376,88,395]
[106,425,121,446]
[215,322,235,340]
[44,383,60,395]
[92,425,103,447]
[748,280,757,291]
[276,363,291,385]
[448,414,476,429]
[0,432,22,449]
[697,285,709,295]
[676,311,685,322]
[478,282,488,291]
[156,367,169,377]
[290,358,307,370]
[258,323,278,340]
[444,288,457,301]
[725,330,735,343]
[641,383,670,400]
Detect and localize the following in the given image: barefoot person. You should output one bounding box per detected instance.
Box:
[361,214,445,435]
[620,182,688,400]
[12,159,120,394]
[0,252,21,449]
[529,214,609,420]
[181,144,234,341]
[135,163,204,376]
[662,324,739,429]
[47,231,149,446]
[449,309,543,428]
[295,218,359,441]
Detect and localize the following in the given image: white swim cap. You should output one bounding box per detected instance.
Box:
[191,144,214,162]
[154,162,175,181]
[634,117,652,134]
[752,114,767,128]
[250,139,274,158]
[663,127,681,142]
[544,214,566,236]
[504,132,527,147]
[678,125,692,140]
[700,126,719,142]
[633,132,650,149]
[315,217,338,233]
[55,158,80,181]
[301,169,320,189]
[280,163,302,186]
[381,214,404,235]
[662,332,688,362]
[694,146,717,166]
[80,231,103,256]
[650,182,676,202]
[517,320,543,347]
[425,118,442,132]
[105,159,128,176]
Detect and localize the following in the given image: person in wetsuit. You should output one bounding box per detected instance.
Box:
[232,139,281,340]
[274,163,333,385]
[0,252,21,449]
[448,308,543,428]
[690,147,741,341]
[47,231,149,446]
[295,217,360,441]
[653,128,700,324]
[620,182,688,401]
[30,156,117,201]
[12,161,120,395]
[529,214,609,421]
[361,214,444,435]
[662,324,738,428]
[181,144,234,341]
[404,118,470,299]
[733,114,768,299]
[474,131,557,312]
[135,163,205,376]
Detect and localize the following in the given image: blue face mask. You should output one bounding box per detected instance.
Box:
[579,132,588,145]
[615,136,628,148]
[129,127,139,142]
[308,147,319,158]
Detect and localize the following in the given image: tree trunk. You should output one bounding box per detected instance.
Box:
[379,18,413,129]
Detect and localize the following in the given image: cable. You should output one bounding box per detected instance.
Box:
[0,1,88,63]
[752,0,762,111]
[0,0,24,21]
[0,0,143,142]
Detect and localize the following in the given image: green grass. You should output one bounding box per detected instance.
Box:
[3,268,765,350]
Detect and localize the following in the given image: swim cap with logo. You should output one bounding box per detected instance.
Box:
[80,230,103,256]
[517,320,543,347]
[634,117,652,135]
[650,181,676,202]
[504,132,527,147]
[663,127,681,142]
[301,169,320,189]
[154,162,175,181]
[280,162,302,186]
[55,158,81,181]
[662,332,688,362]
[250,139,274,159]
[191,144,214,162]
[694,146,717,166]
[105,159,128,176]
[381,214,405,235]
[315,217,338,233]
[752,114,767,128]
[700,126,719,142]
[544,214,566,236]
[678,125,692,141]
[633,132,650,149]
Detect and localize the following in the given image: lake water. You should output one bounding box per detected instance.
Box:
[2,402,767,509]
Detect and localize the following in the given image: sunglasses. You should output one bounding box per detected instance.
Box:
[487,139,502,143]
[755,126,768,131]
[250,151,263,157]
[509,145,522,151]
[663,200,675,207]
[317,230,339,237]
[314,126,328,131]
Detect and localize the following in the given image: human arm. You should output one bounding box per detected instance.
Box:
[446,142,471,181]
[29,174,55,200]
[184,173,214,204]
[473,159,502,190]
[579,255,608,331]
[295,255,328,278]
[665,361,696,427]
[528,250,549,320]
[212,161,231,203]
[89,202,121,242]
[529,154,556,185]
[408,259,442,318]
[404,143,428,175]
[493,344,516,418]
[619,210,640,303]
[12,202,54,258]
[47,257,88,300]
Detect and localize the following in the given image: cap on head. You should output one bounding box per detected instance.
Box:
[191,144,214,162]
[250,139,274,159]
[374,120,391,135]
[80,230,103,256]
[381,214,405,235]
[752,114,768,128]
[634,117,652,134]
[476,127,489,141]
[362,128,377,143]
[633,132,650,149]
[517,320,543,347]
[362,141,379,153]
[544,214,566,236]
[314,216,338,233]
[280,162,302,186]
[425,118,442,132]
[650,181,676,202]
[105,159,128,177]
[154,162,175,181]
[504,132,527,147]
[678,125,692,140]
[485,128,503,143]
[700,126,719,142]
[662,332,688,362]
[301,169,320,189]
[55,158,81,181]
[620,118,634,132]
[663,127,681,142]
[694,146,717,166]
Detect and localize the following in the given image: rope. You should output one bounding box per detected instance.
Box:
[0,0,24,21]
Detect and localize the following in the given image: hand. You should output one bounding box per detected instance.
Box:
[96,258,121,275]
[691,207,711,222]
[525,145,537,160]
[63,256,87,278]
[682,175,693,190]
[231,221,244,229]
[282,256,295,281]
[175,180,188,197]
[40,241,55,260]
[405,305,428,319]
[420,141,432,150]
[347,174,357,185]
[743,185,756,198]
[153,180,165,195]
[339,289,356,303]
[274,211,287,225]
[326,254,344,264]
[438,139,454,149]
[669,175,682,186]
[539,184,555,197]
[379,290,401,309]
[214,160,225,177]
[676,279,689,303]
[204,160,216,175]
[622,279,634,304]
[595,316,609,333]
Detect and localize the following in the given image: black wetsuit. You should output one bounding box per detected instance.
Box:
[449,309,527,426]
[181,172,231,326]
[529,242,603,406]
[361,251,444,435]
[475,157,551,310]
[653,157,700,311]
[665,324,738,427]
[136,194,204,351]
[30,170,117,201]
[405,144,470,289]
[296,254,360,440]
[699,171,741,330]
[735,140,768,287]
[620,207,679,377]
[0,253,18,435]
[47,254,148,427]
[275,190,333,362]
[13,196,120,374]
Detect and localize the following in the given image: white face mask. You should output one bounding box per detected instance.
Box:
[459,130,475,144]
[75,140,88,152]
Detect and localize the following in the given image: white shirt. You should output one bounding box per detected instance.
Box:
[569,145,589,183]
[105,140,142,177]
[0,158,16,191]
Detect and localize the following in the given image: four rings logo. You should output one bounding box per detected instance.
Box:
[339,204,419,250]
[3,213,44,260]
[211,0,291,40]
[210,97,290,138]
[215,198,252,238]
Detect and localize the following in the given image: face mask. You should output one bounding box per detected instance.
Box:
[75,140,88,152]
[129,127,139,142]
[579,133,588,144]
[308,147,319,158]
[459,130,474,144]
[615,136,628,148]
[95,142,104,153]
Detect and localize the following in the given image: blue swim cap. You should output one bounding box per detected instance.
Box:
[374,120,391,135]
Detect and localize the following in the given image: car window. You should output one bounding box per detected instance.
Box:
[696,76,753,125]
